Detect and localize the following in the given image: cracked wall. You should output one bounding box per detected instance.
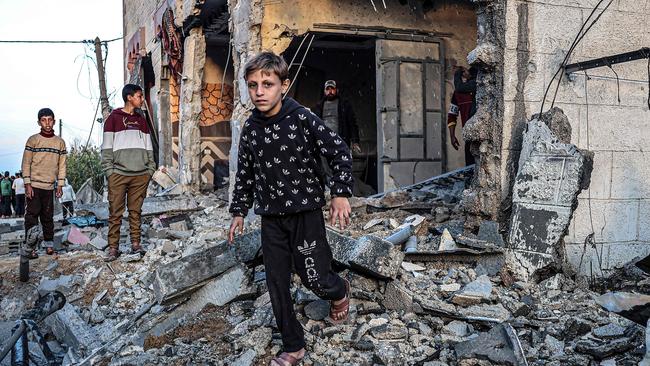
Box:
[497,0,650,277]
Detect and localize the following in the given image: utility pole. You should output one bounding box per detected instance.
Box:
[59,119,62,138]
[94,37,110,122]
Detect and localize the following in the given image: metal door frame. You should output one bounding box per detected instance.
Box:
[375,35,446,191]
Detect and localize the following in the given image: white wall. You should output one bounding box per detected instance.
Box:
[502,0,650,276]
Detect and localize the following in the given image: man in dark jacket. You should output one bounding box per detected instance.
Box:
[312,80,361,154]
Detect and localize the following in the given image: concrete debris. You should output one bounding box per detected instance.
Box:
[451,275,493,306]
[153,242,239,304]
[0,172,646,365]
[44,303,102,358]
[508,110,590,281]
[455,323,527,366]
[439,228,459,251]
[327,229,404,279]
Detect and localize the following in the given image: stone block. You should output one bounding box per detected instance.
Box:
[45,303,101,356]
[152,242,239,304]
[586,105,649,151]
[611,151,650,199]
[176,265,256,314]
[326,229,404,280]
[508,116,587,280]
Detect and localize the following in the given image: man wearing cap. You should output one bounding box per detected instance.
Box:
[313,80,361,154]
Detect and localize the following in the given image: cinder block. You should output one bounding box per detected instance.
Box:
[572,198,639,243]
[611,151,650,199]
[586,105,650,151]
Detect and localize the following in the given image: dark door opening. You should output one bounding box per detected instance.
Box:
[283,33,378,196]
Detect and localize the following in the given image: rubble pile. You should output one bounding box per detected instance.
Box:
[0,168,648,365]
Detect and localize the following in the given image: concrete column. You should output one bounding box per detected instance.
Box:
[158,68,173,167]
[178,27,206,192]
[462,0,507,228]
[227,0,263,203]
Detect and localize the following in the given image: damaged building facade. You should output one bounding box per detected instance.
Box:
[121,0,650,277]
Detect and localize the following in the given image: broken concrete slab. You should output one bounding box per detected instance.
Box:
[507,112,589,281]
[326,228,404,280]
[38,275,78,296]
[452,275,493,307]
[458,303,511,323]
[88,235,108,251]
[455,323,527,366]
[152,242,239,304]
[173,265,256,315]
[478,221,505,247]
[382,282,413,312]
[44,303,101,356]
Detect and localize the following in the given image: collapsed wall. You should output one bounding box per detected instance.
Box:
[461,0,506,229]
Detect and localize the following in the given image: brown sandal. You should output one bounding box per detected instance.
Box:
[330,279,350,324]
[270,352,303,366]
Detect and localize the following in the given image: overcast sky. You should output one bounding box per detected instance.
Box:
[0,0,124,173]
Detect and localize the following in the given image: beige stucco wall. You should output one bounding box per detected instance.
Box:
[262,0,478,171]
[501,0,650,276]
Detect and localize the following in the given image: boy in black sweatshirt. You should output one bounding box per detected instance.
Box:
[229,52,352,366]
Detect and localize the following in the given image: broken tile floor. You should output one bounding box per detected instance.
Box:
[0,170,648,366]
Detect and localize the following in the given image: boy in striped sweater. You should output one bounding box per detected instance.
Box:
[101,84,156,262]
[21,108,67,257]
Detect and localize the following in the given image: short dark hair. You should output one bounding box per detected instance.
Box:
[244,52,289,81]
[122,84,143,102]
[15,172,21,178]
[4,171,8,177]
[37,108,55,120]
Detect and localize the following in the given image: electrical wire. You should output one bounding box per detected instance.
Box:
[0,37,122,44]
[539,0,612,115]
[85,99,102,149]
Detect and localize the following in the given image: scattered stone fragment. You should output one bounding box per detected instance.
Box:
[452,275,493,307]
[364,218,383,230]
[382,282,413,311]
[304,300,330,321]
[401,261,425,272]
[45,303,101,357]
[439,229,458,251]
[455,324,527,366]
[592,323,626,339]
